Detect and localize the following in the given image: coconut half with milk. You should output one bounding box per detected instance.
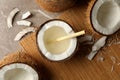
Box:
[86,0,120,35]
[0,52,41,80]
[37,20,77,61]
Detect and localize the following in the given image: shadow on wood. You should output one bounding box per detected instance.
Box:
[72,0,91,8]
[40,64,53,80]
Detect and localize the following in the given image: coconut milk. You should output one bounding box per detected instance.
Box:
[44,26,70,54]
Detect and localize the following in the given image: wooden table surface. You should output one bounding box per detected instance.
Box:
[19,0,120,80]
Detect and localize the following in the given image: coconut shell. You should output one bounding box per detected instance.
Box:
[86,0,120,36]
[0,52,41,80]
[36,19,79,61]
[86,0,113,36]
[36,0,77,12]
[85,0,103,37]
[86,0,96,30]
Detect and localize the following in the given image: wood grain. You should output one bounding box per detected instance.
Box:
[20,0,120,80]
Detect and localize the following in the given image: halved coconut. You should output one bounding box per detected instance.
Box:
[37,19,77,61]
[86,0,120,35]
[0,52,41,80]
[0,63,38,80]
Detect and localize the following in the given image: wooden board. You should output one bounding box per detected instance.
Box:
[20,0,120,80]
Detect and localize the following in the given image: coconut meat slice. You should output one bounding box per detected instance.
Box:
[37,20,77,61]
[7,8,20,28]
[91,0,120,35]
[87,36,107,60]
[0,63,38,80]
[22,11,31,20]
[17,20,32,26]
[14,27,36,41]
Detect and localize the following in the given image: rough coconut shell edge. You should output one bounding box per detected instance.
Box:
[86,0,96,33]
[0,52,41,80]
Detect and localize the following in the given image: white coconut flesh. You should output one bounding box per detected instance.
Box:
[91,0,120,35]
[37,20,77,61]
[0,63,38,80]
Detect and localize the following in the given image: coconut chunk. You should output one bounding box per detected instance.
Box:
[79,35,93,43]
[17,20,32,26]
[88,36,107,60]
[116,42,120,44]
[7,8,20,28]
[110,56,116,64]
[14,27,36,41]
[111,64,114,72]
[97,56,105,62]
[117,63,120,65]
[22,11,31,19]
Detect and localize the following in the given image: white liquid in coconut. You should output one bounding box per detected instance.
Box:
[44,26,70,54]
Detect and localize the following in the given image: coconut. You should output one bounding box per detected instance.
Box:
[7,8,20,28]
[16,20,32,26]
[22,11,32,20]
[86,0,120,35]
[14,27,36,41]
[0,52,41,80]
[37,19,78,61]
[36,0,77,12]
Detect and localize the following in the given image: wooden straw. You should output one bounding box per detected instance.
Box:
[48,30,85,44]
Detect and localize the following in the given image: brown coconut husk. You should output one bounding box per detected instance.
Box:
[36,0,77,12]
[0,52,41,79]
[85,0,104,38]
[86,0,96,30]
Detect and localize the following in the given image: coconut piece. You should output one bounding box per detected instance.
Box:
[87,36,107,60]
[117,63,120,65]
[0,52,41,80]
[111,64,114,72]
[110,56,116,64]
[7,8,20,28]
[108,40,115,46]
[116,42,120,44]
[86,0,120,35]
[14,27,36,41]
[79,35,95,45]
[97,56,104,62]
[22,11,31,19]
[79,35,93,43]
[17,20,32,26]
[110,56,116,72]
[37,20,77,61]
